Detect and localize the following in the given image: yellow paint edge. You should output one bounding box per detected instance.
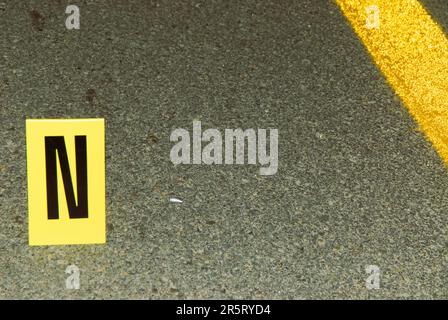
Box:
[335,0,448,165]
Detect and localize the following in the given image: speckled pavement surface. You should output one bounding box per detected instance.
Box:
[0,0,447,299]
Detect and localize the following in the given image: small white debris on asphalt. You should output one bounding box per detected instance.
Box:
[169,197,183,204]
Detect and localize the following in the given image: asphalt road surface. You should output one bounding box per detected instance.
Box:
[0,0,447,299]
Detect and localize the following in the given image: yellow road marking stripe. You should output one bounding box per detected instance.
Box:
[335,0,448,165]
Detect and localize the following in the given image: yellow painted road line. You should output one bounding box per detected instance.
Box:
[335,0,448,165]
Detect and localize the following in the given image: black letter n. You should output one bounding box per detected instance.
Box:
[45,136,88,219]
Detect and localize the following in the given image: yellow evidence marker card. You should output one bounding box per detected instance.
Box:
[26,119,106,246]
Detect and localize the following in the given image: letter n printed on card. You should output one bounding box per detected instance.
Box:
[26,119,105,246]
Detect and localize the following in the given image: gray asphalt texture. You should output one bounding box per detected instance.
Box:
[0,0,447,299]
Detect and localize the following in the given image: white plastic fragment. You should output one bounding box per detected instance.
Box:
[169,197,183,204]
